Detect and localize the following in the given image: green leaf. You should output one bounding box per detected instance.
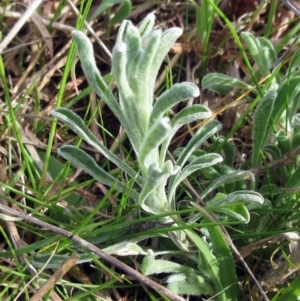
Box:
[202,73,252,94]
[72,31,128,138]
[129,29,162,114]
[109,1,131,27]
[58,145,139,200]
[139,162,174,214]
[292,132,300,149]
[166,274,215,295]
[219,138,235,166]
[274,72,300,125]
[170,105,212,128]
[89,0,131,24]
[206,190,264,208]
[263,144,281,160]
[191,202,238,301]
[277,166,300,204]
[142,249,192,275]
[175,120,222,169]
[117,20,141,70]
[104,242,145,256]
[212,203,250,223]
[51,108,142,186]
[31,253,93,269]
[0,236,61,258]
[112,42,145,145]
[275,131,292,154]
[194,0,216,44]
[271,275,300,301]
[160,105,212,164]
[148,27,183,100]
[169,153,223,202]
[138,13,155,39]
[252,89,277,168]
[138,117,172,170]
[241,32,277,76]
[204,222,237,300]
[259,184,282,196]
[180,226,224,298]
[287,48,300,73]
[141,249,215,295]
[150,82,200,124]
[201,170,255,199]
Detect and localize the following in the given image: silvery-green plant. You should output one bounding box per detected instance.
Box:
[51,14,264,298]
[52,14,219,222]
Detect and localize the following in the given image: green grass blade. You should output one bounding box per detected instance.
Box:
[191,202,238,301]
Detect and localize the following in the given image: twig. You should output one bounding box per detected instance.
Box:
[280,0,300,18]
[0,203,186,301]
[248,145,300,176]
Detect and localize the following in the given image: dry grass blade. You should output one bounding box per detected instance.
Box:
[29,254,79,301]
[248,232,300,300]
[0,0,43,54]
[261,232,300,290]
[0,7,74,34]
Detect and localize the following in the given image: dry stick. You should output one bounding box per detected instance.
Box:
[249,145,300,176]
[280,0,300,18]
[0,0,43,54]
[0,203,186,301]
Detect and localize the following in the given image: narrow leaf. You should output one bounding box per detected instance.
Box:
[58,146,138,200]
[252,89,277,167]
[241,32,277,76]
[148,27,183,98]
[72,31,127,131]
[138,117,172,170]
[175,120,221,168]
[109,0,132,27]
[167,274,215,295]
[89,0,131,22]
[206,190,264,208]
[51,108,143,186]
[150,82,200,124]
[273,72,300,125]
[169,154,223,202]
[139,161,173,214]
[202,73,252,94]
[201,170,254,199]
[138,13,155,39]
[212,203,250,223]
[130,29,162,113]
[112,42,145,147]
[170,105,212,127]
[191,202,237,301]
[160,105,212,165]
